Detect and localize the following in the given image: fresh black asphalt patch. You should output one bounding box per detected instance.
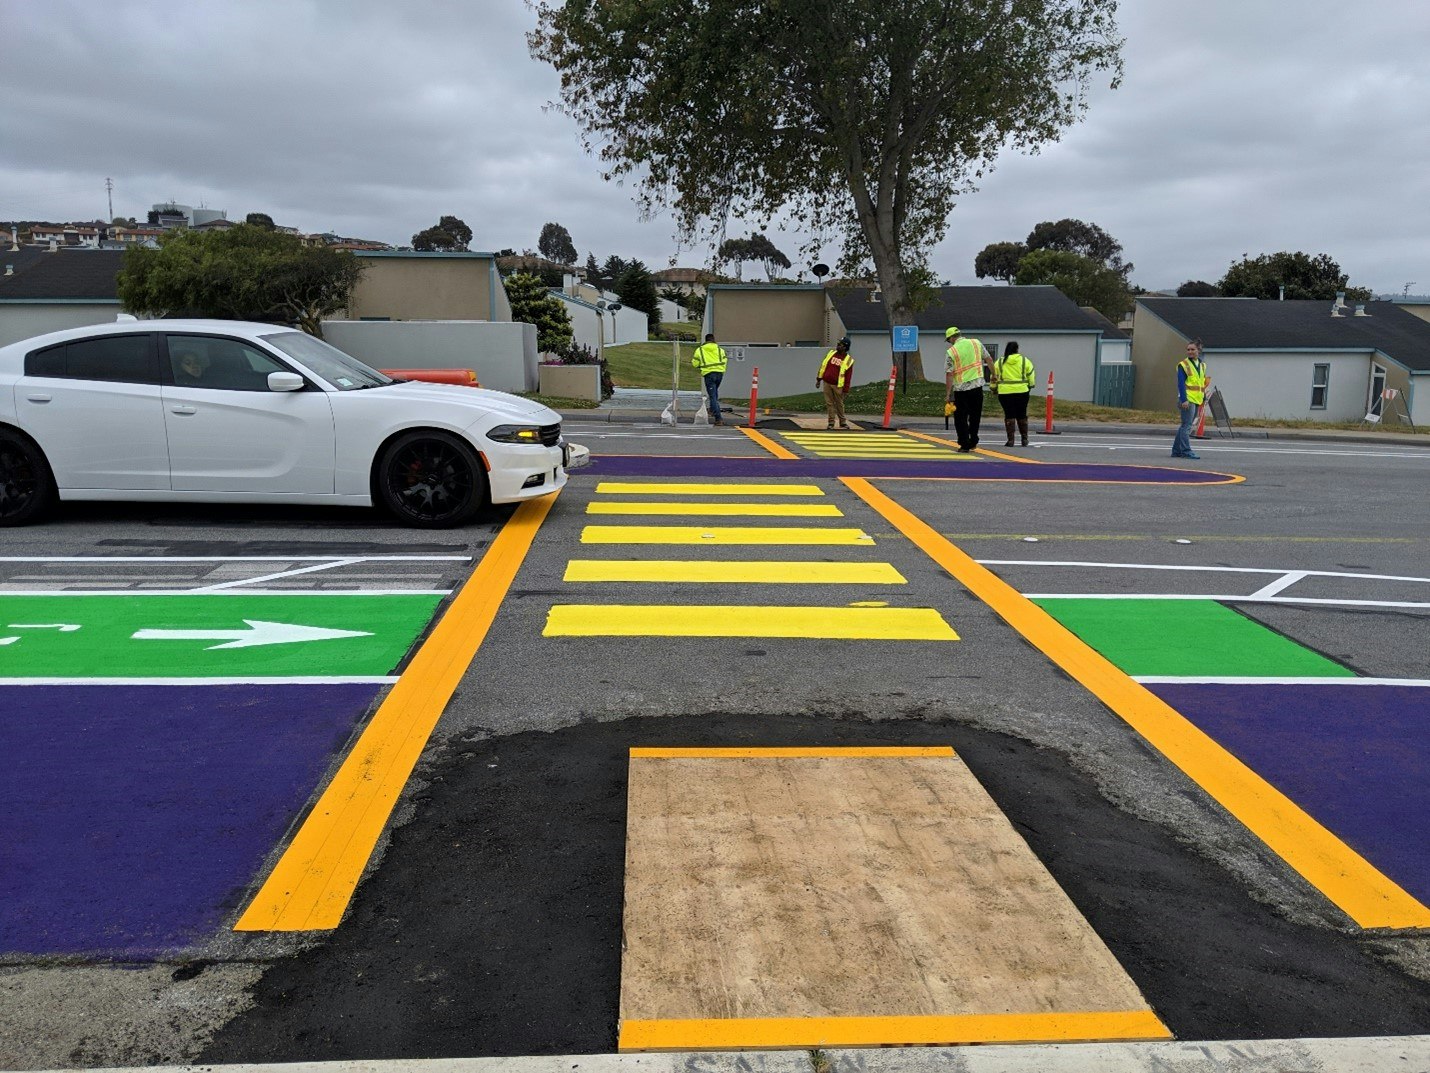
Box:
[200,711,1430,1062]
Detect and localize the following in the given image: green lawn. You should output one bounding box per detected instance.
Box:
[603,341,704,390]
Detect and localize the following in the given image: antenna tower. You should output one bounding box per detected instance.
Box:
[105,177,114,222]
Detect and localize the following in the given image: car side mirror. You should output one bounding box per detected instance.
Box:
[268,371,305,392]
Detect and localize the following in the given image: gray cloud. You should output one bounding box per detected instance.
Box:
[3,0,1425,293]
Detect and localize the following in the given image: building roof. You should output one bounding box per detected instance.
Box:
[1079,306,1130,340]
[1138,298,1430,373]
[0,249,124,300]
[651,267,726,284]
[835,285,1105,334]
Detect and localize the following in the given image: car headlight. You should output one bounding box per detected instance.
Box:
[487,424,543,444]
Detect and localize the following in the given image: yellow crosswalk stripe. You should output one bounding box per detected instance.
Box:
[564,560,907,584]
[544,604,958,640]
[586,502,843,518]
[581,525,874,545]
[596,483,826,496]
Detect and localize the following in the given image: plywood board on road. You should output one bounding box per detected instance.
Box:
[619,747,1166,1050]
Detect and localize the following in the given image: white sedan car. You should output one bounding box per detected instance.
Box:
[0,320,573,527]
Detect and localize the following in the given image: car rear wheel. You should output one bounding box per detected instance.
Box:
[376,430,487,528]
[0,430,57,527]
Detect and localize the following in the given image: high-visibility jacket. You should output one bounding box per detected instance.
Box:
[947,337,988,388]
[994,352,1035,394]
[691,342,727,375]
[1179,357,1208,405]
[818,349,854,392]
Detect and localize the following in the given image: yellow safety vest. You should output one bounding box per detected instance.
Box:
[692,342,727,374]
[947,338,987,388]
[1179,358,1208,405]
[994,353,1035,394]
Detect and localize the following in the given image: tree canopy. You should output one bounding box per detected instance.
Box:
[1218,252,1372,303]
[973,241,1028,284]
[1176,280,1220,297]
[1014,249,1129,321]
[411,215,472,252]
[718,234,791,281]
[531,0,1122,377]
[538,222,578,265]
[505,272,574,353]
[245,212,276,230]
[1026,218,1131,278]
[116,224,364,336]
[614,260,659,333]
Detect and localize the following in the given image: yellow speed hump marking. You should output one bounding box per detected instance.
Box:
[580,525,874,545]
[595,483,826,496]
[563,560,907,585]
[544,604,958,641]
[586,502,843,517]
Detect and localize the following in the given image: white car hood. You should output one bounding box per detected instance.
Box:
[361,381,560,424]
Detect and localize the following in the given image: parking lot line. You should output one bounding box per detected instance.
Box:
[586,502,843,517]
[233,493,560,932]
[563,561,907,584]
[544,605,959,640]
[595,482,825,496]
[843,476,1430,930]
[580,525,874,545]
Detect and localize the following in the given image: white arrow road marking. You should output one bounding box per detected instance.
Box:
[131,620,374,650]
[7,623,82,631]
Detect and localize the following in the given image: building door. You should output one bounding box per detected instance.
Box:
[1368,364,1387,416]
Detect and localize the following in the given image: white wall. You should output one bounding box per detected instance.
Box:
[611,305,647,344]
[717,344,887,400]
[1412,377,1430,426]
[554,296,602,354]
[0,303,125,347]
[853,331,1099,401]
[320,319,538,393]
[1207,351,1370,421]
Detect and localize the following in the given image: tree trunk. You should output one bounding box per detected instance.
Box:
[854,203,926,382]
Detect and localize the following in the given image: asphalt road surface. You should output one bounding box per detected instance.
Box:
[2,425,1427,1067]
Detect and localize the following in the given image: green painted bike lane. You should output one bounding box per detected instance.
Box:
[0,594,443,678]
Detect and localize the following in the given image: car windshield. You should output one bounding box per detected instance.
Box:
[262,331,394,391]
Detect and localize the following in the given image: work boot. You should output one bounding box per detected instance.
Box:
[1017,418,1029,446]
[1004,420,1015,447]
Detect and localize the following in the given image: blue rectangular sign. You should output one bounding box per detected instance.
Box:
[892,325,919,352]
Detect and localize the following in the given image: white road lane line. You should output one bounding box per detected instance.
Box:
[1024,593,1430,609]
[1029,441,1430,460]
[194,559,363,591]
[1247,570,1311,599]
[979,560,1430,586]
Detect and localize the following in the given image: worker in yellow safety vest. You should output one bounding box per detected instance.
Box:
[1172,339,1209,459]
[943,326,992,451]
[691,333,729,425]
[816,337,855,429]
[992,341,1036,447]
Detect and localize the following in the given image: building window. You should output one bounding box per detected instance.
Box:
[1310,363,1330,409]
[983,343,999,359]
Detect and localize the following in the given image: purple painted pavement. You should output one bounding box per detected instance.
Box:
[0,683,380,958]
[587,454,1233,483]
[1151,683,1430,905]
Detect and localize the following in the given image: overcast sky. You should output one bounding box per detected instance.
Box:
[3,0,1426,295]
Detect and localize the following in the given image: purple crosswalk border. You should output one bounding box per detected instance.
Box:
[0,683,381,958]
[1150,683,1430,906]
[586,455,1229,483]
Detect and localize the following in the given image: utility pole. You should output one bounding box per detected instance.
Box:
[105,177,114,222]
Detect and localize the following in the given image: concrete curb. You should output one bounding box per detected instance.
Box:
[29,1036,1430,1073]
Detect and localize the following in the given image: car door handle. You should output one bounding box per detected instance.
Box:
[170,405,198,415]
[25,393,52,403]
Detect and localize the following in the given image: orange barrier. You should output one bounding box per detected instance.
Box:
[381,368,480,387]
[748,367,760,428]
[1043,371,1056,434]
[1194,400,1208,439]
[882,362,897,428]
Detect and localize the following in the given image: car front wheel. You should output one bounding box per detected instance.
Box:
[0,430,56,527]
[376,430,487,528]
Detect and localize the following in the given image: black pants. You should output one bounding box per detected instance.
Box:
[996,391,1030,419]
[953,387,984,449]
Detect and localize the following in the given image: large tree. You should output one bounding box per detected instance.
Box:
[973,241,1028,284]
[1218,252,1372,303]
[245,212,276,230]
[1026,218,1131,278]
[1015,249,1129,321]
[411,215,472,252]
[116,223,364,336]
[530,1,1122,378]
[505,272,574,353]
[1177,280,1220,297]
[719,234,791,281]
[614,260,660,333]
[538,222,578,265]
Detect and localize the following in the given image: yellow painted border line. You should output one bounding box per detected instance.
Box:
[842,476,1430,930]
[234,493,561,932]
[630,746,954,758]
[738,427,799,459]
[618,1009,1170,1051]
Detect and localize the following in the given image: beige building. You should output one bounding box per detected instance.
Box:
[1133,298,1430,425]
[705,284,835,347]
[336,251,511,322]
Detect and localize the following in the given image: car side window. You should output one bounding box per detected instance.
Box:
[25,335,158,384]
[167,336,294,391]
